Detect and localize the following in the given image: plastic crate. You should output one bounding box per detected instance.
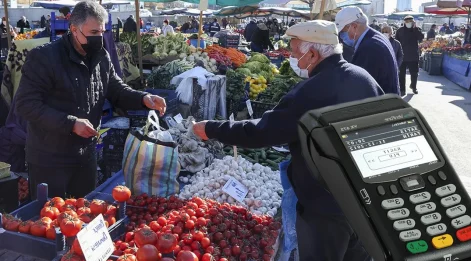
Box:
[103,128,129,146]
[251,100,276,119]
[0,183,126,261]
[103,144,125,163]
[266,54,284,68]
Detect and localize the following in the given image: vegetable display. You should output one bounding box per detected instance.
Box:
[152,33,191,60]
[168,117,224,173]
[112,195,281,261]
[225,69,247,112]
[179,156,283,216]
[147,60,195,90]
[256,75,302,104]
[205,45,233,67]
[182,51,218,73]
[223,147,290,171]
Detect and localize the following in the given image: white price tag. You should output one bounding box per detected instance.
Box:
[229,113,234,121]
[246,100,253,117]
[173,113,183,124]
[76,214,114,261]
[222,177,248,203]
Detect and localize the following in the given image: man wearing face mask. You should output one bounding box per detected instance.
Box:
[395,16,424,95]
[191,20,382,261]
[15,1,167,199]
[335,6,399,95]
[382,25,403,68]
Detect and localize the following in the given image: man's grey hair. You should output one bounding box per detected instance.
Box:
[352,14,368,26]
[70,1,109,27]
[299,41,343,59]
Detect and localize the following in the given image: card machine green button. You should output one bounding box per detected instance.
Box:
[406,240,428,254]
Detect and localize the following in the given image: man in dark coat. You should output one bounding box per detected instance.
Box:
[209,18,221,37]
[382,25,403,68]
[123,15,137,33]
[15,1,167,199]
[369,19,380,31]
[250,22,274,52]
[17,16,30,34]
[244,19,257,41]
[336,6,400,95]
[192,20,381,261]
[395,16,424,95]
[427,24,436,40]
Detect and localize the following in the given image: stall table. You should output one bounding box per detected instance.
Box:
[442,54,471,90]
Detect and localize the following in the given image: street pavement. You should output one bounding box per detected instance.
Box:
[405,69,471,194]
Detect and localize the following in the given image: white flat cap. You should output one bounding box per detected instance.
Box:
[283,20,339,45]
[335,6,366,32]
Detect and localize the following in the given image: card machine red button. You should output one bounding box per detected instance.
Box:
[456,226,471,241]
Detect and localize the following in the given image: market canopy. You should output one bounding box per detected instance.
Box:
[141,0,263,6]
[34,0,76,9]
[213,5,259,16]
[387,11,433,20]
[257,6,310,16]
[437,0,471,8]
[184,8,215,16]
[159,7,188,15]
[424,5,468,15]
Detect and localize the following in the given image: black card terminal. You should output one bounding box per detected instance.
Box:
[298,94,471,261]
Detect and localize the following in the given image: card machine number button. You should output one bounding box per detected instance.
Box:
[456,226,471,242]
[409,192,431,204]
[432,234,453,249]
[441,194,461,207]
[451,215,471,229]
[382,198,404,209]
[427,223,447,236]
[421,212,442,225]
[387,208,410,220]
[446,205,466,218]
[399,229,421,242]
[435,184,456,197]
[416,202,436,214]
[394,219,416,231]
[406,240,428,254]
[428,175,437,185]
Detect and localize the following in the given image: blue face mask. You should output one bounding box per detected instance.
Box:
[340,25,356,47]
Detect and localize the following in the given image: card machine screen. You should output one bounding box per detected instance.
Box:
[341,118,439,180]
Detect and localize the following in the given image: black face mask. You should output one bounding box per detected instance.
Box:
[77,29,103,55]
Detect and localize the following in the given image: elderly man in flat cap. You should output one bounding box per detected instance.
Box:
[336,6,400,96]
[192,20,382,261]
[395,15,424,95]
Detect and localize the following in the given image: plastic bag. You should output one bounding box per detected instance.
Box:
[145,110,173,142]
[279,160,298,255]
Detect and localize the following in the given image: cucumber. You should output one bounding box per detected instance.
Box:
[265,159,279,169]
[243,155,257,163]
[267,154,279,160]
[254,153,259,162]
[261,150,267,160]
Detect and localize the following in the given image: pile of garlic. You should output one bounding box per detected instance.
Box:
[178,155,283,216]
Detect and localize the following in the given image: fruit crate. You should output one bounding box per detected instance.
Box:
[0,183,126,261]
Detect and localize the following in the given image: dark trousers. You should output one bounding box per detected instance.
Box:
[399,61,419,93]
[296,211,371,261]
[250,42,263,53]
[28,158,97,200]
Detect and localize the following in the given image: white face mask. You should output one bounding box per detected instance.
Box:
[405,22,413,28]
[383,33,390,38]
[289,51,312,79]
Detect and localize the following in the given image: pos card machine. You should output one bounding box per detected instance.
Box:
[298,94,471,261]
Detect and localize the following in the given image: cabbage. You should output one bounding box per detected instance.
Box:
[169,50,178,56]
[248,53,270,64]
[235,68,251,76]
[241,61,263,73]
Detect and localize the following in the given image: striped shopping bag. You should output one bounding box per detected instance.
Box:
[122,111,180,197]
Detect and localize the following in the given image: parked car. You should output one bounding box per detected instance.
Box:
[140,9,152,17]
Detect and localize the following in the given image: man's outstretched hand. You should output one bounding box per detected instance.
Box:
[143,95,167,116]
[192,121,209,140]
[73,118,99,138]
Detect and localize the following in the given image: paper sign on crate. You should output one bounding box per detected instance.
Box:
[77,214,114,261]
[222,177,248,203]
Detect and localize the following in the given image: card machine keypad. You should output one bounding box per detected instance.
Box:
[379,171,471,253]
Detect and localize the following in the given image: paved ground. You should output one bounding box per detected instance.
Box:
[405,70,471,194]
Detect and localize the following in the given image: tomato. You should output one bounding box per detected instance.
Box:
[232,245,241,256]
[65,198,77,207]
[40,206,60,220]
[184,220,195,230]
[45,197,65,210]
[30,221,48,237]
[71,238,83,256]
[156,233,177,254]
[112,185,131,202]
[124,231,134,242]
[161,258,175,261]
[104,215,116,226]
[78,213,94,224]
[136,245,159,261]
[192,231,204,242]
[4,218,20,232]
[106,205,117,216]
[149,221,161,232]
[60,252,83,261]
[134,228,158,247]
[176,250,198,261]
[116,254,137,261]
[57,211,78,225]
[60,216,82,237]
[202,253,213,261]
[18,221,32,234]
[196,217,207,227]
[76,207,91,216]
[89,199,108,215]
[157,216,167,226]
[200,237,210,249]
[75,198,89,208]
[191,241,201,251]
[45,226,56,240]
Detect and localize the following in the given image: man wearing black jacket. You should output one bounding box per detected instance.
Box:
[15,1,166,199]
[396,16,424,95]
[244,19,257,41]
[192,21,380,261]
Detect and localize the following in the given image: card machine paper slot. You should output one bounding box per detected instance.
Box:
[298,95,471,261]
